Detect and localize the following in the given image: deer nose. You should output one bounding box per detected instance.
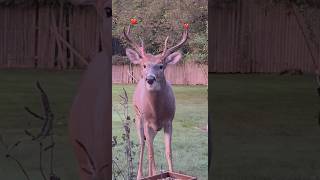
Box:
[146,76,156,85]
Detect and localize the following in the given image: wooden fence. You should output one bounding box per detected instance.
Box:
[112,62,208,85]
[0,4,100,69]
[0,4,207,85]
[209,0,320,73]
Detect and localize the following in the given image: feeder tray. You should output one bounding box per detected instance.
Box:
[141,171,197,180]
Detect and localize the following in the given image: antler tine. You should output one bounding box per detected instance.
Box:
[162,36,169,56]
[162,28,188,59]
[123,25,145,57]
[139,37,145,52]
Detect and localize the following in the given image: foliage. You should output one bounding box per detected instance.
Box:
[112,0,208,62]
[112,88,138,180]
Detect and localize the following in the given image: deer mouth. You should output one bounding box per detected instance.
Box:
[145,75,161,91]
[146,76,156,85]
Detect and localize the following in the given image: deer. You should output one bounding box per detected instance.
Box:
[123,25,188,179]
[69,0,112,180]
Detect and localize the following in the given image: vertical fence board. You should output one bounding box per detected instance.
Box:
[209,0,318,73]
[112,62,208,85]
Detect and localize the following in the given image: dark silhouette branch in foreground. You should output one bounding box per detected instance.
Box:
[24,81,58,180]
[25,81,54,141]
[6,154,31,180]
[75,139,110,179]
[0,135,31,180]
[75,139,96,174]
[0,81,60,180]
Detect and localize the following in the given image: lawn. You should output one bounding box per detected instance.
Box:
[0,69,208,180]
[210,74,320,180]
[112,84,208,179]
[0,69,82,180]
[5,70,317,179]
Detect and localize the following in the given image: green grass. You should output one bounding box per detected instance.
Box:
[4,70,320,179]
[209,74,320,179]
[0,69,82,180]
[112,84,208,179]
[5,71,318,179]
[0,69,208,179]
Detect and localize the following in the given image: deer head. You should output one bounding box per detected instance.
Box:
[124,25,188,91]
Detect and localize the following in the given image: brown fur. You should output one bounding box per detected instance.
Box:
[69,1,112,180]
[124,26,188,179]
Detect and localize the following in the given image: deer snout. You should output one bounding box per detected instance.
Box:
[146,75,156,85]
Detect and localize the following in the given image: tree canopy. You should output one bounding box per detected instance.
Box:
[112,0,208,63]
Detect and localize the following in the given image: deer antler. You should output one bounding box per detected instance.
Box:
[162,36,169,55]
[123,25,145,57]
[161,28,188,60]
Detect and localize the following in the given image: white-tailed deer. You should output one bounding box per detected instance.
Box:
[123,25,188,179]
[69,0,112,180]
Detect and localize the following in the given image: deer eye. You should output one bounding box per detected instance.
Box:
[159,65,163,69]
[143,65,146,68]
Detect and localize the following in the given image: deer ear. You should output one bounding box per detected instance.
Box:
[165,51,182,65]
[126,48,140,64]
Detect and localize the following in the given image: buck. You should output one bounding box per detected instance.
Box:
[123,25,188,179]
[69,0,112,180]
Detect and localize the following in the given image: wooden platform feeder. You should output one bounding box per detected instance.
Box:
[141,171,197,180]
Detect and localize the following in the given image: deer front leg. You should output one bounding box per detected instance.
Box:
[164,121,173,172]
[136,116,145,180]
[144,124,157,176]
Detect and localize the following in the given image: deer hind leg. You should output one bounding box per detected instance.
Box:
[164,121,173,172]
[136,116,145,180]
[144,124,157,176]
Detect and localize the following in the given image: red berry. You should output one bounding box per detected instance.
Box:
[131,18,138,25]
[183,23,189,29]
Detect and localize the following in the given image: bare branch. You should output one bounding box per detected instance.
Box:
[75,139,96,171]
[98,163,109,173]
[24,130,36,139]
[7,140,22,153]
[117,88,134,178]
[0,134,8,149]
[39,143,47,180]
[24,107,44,120]
[43,143,55,152]
[6,154,31,180]
[112,160,126,180]
[31,81,54,140]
